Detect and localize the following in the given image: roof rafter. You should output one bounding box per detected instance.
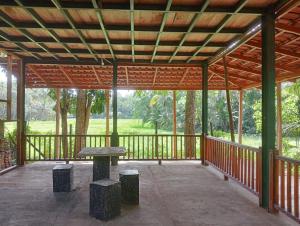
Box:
[187,0,249,63]
[151,0,173,62]
[178,68,190,84]
[209,67,260,83]
[0,11,58,60]
[245,40,300,59]
[58,66,74,85]
[0,1,263,15]
[130,0,135,62]
[14,0,78,61]
[276,22,300,35]
[215,61,260,76]
[152,68,158,86]
[92,66,102,85]
[51,0,98,61]
[27,65,48,84]
[91,0,115,60]
[168,0,210,63]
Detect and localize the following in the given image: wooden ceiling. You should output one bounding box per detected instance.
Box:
[0,0,299,90]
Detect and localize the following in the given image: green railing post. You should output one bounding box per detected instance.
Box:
[261,8,276,210]
[201,61,208,165]
[111,61,119,165]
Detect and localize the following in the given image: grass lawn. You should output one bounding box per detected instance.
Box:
[4,118,262,148]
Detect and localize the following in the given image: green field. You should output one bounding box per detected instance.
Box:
[4,118,262,148]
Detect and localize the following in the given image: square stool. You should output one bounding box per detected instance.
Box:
[119,169,139,204]
[90,179,121,221]
[52,164,73,192]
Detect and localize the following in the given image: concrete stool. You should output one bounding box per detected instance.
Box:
[119,169,139,204]
[52,164,73,192]
[90,179,121,221]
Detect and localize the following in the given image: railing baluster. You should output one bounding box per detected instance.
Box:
[287,162,292,213]
[280,160,285,209]
[294,163,299,219]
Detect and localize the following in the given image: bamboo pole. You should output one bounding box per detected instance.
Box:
[276,83,282,155]
[105,90,110,146]
[55,89,61,156]
[238,90,243,144]
[223,56,235,142]
[6,55,12,120]
[172,91,177,158]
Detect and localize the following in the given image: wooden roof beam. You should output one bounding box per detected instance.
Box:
[0,1,264,15]
[228,53,295,72]
[152,68,158,86]
[130,0,135,62]
[58,66,74,85]
[168,0,209,63]
[187,0,249,63]
[215,61,261,76]
[27,65,48,85]
[51,0,98,62]
[91,0,115,60]
[246,40,300,59]
[92,66,102,86]
[151,0,173,62]
[276,23,300,36]
[0,11,58,60]
[209,67,260,83]
[14,0,78,61]
[178,68,190,84]
[125,66,129,86]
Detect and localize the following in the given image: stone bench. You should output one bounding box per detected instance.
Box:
[119,169,139,205]
[90,179,121,221]
[52,164,73,192]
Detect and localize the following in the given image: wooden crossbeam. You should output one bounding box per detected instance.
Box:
[228,53,295,72]
[14,0,78,61]
[152,68,158,86]
[58,66,74,85]
[246,40,300,59]
[276,23,300,35]
[178,68,190,84]
[151,0,173,62]
[92,66,102,85]
[51,0,98,61]
[27,65,48,84]
[209,67,259,83]
[168,0,210,63]
[0,11,58,60]
[130,0,135,62]
[0,1,264,15]
[125,67,129,86]
[187,0,249,63]
[215,62,260,75]
[91,0,115,60]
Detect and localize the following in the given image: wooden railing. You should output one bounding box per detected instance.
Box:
[273,154,300,222]
[25,134,201,161]
[205,136,262,196]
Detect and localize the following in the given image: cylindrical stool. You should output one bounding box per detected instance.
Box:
[119,169,139,205]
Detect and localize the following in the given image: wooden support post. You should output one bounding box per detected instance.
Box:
[6,55,12,120]
[261,9,276,210]
[172,91,177,158]
[238,90,244,144]
[111,61,119,165]
[105,90,110,147]
[223,56,235,143]
[55,88,61,157]
[0,120,4,138]
[276,83,282,155]
[201,61,208,165]
[16,59,26,166]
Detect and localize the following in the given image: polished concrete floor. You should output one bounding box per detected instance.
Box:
[0,161,297,226]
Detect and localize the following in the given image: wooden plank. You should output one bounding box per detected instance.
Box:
[277,83,283,154]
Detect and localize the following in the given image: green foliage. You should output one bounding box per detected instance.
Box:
[89,90,105,114]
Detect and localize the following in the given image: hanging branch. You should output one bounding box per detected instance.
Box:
[223,56,235,142]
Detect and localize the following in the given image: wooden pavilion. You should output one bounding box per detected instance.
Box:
[0,0,300,222]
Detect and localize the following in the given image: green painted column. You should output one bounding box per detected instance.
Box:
[201,61,208,164]
[261,9,276,209]
[111,61,119,165]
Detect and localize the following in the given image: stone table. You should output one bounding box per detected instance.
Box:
[78,147,126,181]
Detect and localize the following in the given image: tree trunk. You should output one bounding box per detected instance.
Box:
[55,89,61,157]
[184,91,196,158]
[84,99,92,134]
[60,89,70,159]
[75,90,87,156]
[61,107,68,159]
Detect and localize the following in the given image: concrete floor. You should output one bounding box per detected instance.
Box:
[0,161,297,226]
